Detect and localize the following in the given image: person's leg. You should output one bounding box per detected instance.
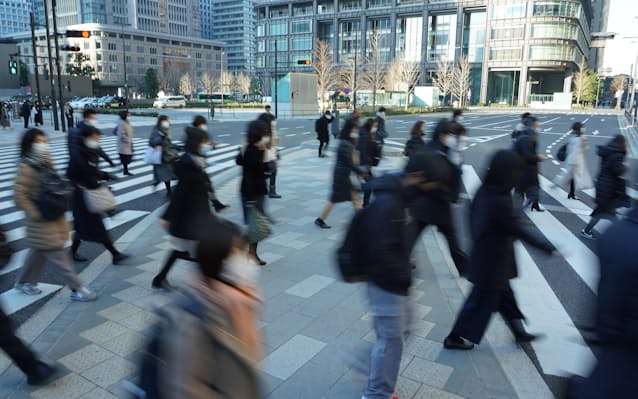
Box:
[318,141,323,157]
[269,166,281,198]
[15,249,45,286]
[45,250,83,291]
[23,116,28,129]
[447,287,498,345]
[569,179,576,198]
[436,222,467,276]
[319,202,335,221]
[164,181,171,196]
[584,216,600,234]
[499,284,538,342]
[408,220,427,255]
[351,190,362,210]
[152,250,188,287]
[0,306,40,376]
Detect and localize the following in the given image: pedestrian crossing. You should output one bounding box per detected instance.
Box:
[0,135,246,316]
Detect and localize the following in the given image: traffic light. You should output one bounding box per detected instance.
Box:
[8,60,17,75]
[66,30,90,38]
[60,45,81,51]
[297,59,311,65]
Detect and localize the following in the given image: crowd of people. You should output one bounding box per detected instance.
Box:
[0,105,635,398]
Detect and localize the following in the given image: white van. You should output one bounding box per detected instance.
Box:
[153,96,186,108]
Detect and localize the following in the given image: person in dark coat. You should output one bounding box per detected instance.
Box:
[149,115,178,197]
[511,112,531,142]
[404,120,426,157]
[315,123,366,229]
[68,109,115,167]
[257,112,281,199]
[64,102,74,129]
[409,119,467,276]
[153,127,216,289]
[513,116,547,211]
[357,118,380,207]
[67,125,129,265]
[581,134,629,239]
[571,168,638,397]
[238,120,269,265]
[316,110,332,157]
[444,150,558,350]
[331,104,340,138]
[33,101,43,127]
[21,100,31,129]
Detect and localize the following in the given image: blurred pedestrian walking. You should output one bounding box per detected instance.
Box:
[33,101,43,127]
[403,120,426,158]
[513,116,547,212]
[316,110,332,158]
[375,107,388,156]
[357,118,381,207]
[581,134,629,239]
[257,113,282,199]
[444,150,559,351]
[67,125,129,265]
[511,112,531,142]
[64,102,74,128]
[331,104,340,138]
[0,101,10,129]
[68,109,115,167]
[14,128,96,301]
[553,122,593,200]
[21,100,31,129]
[149,115,178,197]
[116,111,135,176]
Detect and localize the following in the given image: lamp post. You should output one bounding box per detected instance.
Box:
[29,12,42,107]
[120,23,129,109]
[51,0,66,132]
[42,0,59,131]
[274,40,278,119]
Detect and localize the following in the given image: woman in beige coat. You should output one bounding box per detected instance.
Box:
[13,128,96,301]
[117,111,134,176]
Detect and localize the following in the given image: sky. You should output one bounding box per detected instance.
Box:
[602,0,638,75]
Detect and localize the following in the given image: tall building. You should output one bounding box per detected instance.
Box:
[200,0,215,39]
[589,0,611,70]
[0,0,32,36]
[255,0,594,106]
[210,0,255,73]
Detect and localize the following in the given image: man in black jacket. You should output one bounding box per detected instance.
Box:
[315,110,332,157]
[68,109,115,167]
[513,116,546,211]
[360,152,440,399]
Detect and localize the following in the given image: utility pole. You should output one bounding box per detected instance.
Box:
[29,12,42,106]
[43,0,59,131]
[121,23,129,109]
[274,40,278,119]
[353,37,358,111]
[51,0,65,132]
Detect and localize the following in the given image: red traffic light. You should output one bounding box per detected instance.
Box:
[66,30,91,38]
[297,59,311,65]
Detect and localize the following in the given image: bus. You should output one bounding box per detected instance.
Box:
[196,92,235,104]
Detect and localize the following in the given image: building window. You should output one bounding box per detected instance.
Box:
[367,18,392,63]
[96,42,101,49]
[427,14,457,62]
[269,22,288,36]
[318,21,335,42]
[150,58,157,65]
[150,47,157,54]
[462,12,487,63]
[292,20,312,34]
[108,42,117,50]
[109,54,118,62]
[257,24,265,37]
[138,57,145,63]
[492,1,527,19]
[97,65,102,72]
[293,3,312,16]
[257,40,265,52]
[528,44,576,61]
[339,20,361,59]
[269,40,287,51]
[340,0,361,11]
[83,42,90,50]
[396,15,423,63]
[489,47,522,61]
[532,22,578,40]
[533,0,581,18]
[269,6,288,18]
[96,54,102,61]
[491,25,525,40]
[368,0,393,8]
[292,36,312,51]
[137,46,144,53]
[317,1,334,14]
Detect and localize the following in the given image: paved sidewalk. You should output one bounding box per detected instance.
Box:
[0,147,550,399]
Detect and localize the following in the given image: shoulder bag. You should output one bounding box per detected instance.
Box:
[82,185,116,213]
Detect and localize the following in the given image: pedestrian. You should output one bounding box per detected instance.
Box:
[257,113,282,199]
[64,102,74,128]
[553,122,593,200]
[186,115,229,212]
[581,134,629,239]
[570,162,638,398]
[14,128,97,301]
[444,150,559,351]
[265,104,272,115]
[152,126,217,289]
[448,122,468,203]
[357,118,381,207]
[116,111,134,176]
[34,101,43,127]
[149,115,178,197]
[360,152,442,399]
[375,106,388,148]
[238,120,270,265]
[512,112,531,142]
[409,119,467,276]
[67,125,129,264]
[68,109,116,167]
[331,103,340,138]
[315,110,332,158]
[451,109,464,124]
[513,116,546,211]
[315,123,366,229]
[21,100,31,129]
[403,120,426,157]
[146,219,263,398]
[0,101,10,129]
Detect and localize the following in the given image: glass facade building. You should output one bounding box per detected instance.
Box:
[209,0,256,73]
[255,0,593,106]
[0,0,31,37]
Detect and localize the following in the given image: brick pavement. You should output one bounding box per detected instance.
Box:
[0,147,551,398]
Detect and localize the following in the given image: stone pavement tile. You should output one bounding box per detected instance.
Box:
[296,288,349,318]
[402,357,454,389]
[263,311,315,350]
[285,274,335,298]
[325,368,367,399]
[100,330,145,357]
[258,273,297,298]
[136,259,164,273]
[410,319,436,338]
[412,302,433,320]
[286,216,319,227]
[413,384,466,399]
[117,310,160,332]
[404,335,443,361]
[57,343,115,373]
[257,370,284,396]
[80,356,136,389]
[31,373,96,399]
[427,323,454,342]
[79,321,129,344]
[261,292,303,322]
[260,334,326,380]
[130,292,173,311]
[97,302,144,323]
[44,332,91,361]
[266,355,344,399]
[394,376,422,399]
[125,270,158,286]
[301,306,363,342]
[257,252,285,265]
[112,285,156,303]
[78,387,119,399]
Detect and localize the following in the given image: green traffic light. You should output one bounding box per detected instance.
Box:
[8,60,17,75]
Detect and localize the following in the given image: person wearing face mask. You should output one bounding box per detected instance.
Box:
[447,122,467,204]
[257,113,282,199]
[404,120,426,157]
[13,128,97,301]
[67,126,129,265]
[315,124,366,228]
[117,111,135,176]
[186,115,229,212]
[451,109,464,124]
[374,106,388,145]
[315,110,332,158]
[68,109,115,167]
[357,118,381,207]
[409,119,467,276]
[153,128,220,289]
[149,115,179,198]
[513,116,547,212]
[552,122,592,200]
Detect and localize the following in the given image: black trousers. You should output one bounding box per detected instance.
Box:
[450,284,525,344]
[120,154,133,173]
[0,305,39,375]
[23,116,28,129]
[318,139,329,156]
[411,219,467,275]
[153,250,194,283]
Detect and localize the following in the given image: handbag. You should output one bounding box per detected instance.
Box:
[82,185,116,213]
[0,225,15,269]
[33,165,73,221]
[245,203,272,243]
[556,143,567,162]
[144,146,162,165]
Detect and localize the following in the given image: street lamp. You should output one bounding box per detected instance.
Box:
[119,22,131,109]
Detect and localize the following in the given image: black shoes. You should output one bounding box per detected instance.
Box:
[151,277,173,291]
[112,252,131,265]
[72,253,88,262]
[443,334,474,350]
[123,171,133,176]
[212,199,229,212]
[315,218,331,229]
[508,319,542,344]
[255,256,267,266]
[567,193,580,200]
[530,203,545,212]
[26,362,57,386]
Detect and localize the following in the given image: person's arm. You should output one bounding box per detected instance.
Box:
[99,147,115,167]
[494,197,556,254]
[14,164,41,220]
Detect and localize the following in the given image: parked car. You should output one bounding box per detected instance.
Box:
[70,97,94,109]
[94,96,114,108]
[153,96,186,108]
[108,96,127,108]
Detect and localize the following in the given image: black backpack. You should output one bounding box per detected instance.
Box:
[31,164,73,221]
[556,143,567,162]
[336,207,372,282]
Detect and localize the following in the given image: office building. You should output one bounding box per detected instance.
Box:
[255,0,595,106]
[210,0,256,73]
[589,0,611,71]
[200,0,215,39]
[0,0,31,36]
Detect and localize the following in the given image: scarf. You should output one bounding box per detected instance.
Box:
[24,151,54,172]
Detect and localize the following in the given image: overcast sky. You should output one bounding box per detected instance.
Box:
[602,0,638,75]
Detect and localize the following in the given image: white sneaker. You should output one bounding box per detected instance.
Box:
[70,287,97,302]
[580,229,595,240]
[15,283,42,295]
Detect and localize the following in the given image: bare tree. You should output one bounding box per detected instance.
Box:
[216,71,235,93]
[363,31,386,109]
[199,71,215,95]
[611,74,628,110]
[339,55,361,104]
[160,61,181,93]
[179,72,194,98]
[452,55,471,107]
[235,72,251,99]
[312,39,337,110]
[432,59,454,106]
[384,59,401,91]
[395,60,420,111]
[572,57,592,106]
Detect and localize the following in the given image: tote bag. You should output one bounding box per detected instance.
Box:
[83,185,116,213]
[144,147,162,165]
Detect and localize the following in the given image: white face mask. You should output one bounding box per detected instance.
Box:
[380,112,386,118]
[457,116,464,122]
[371,127,378,134]
[222,252,259,286]
[198,124,208,132]
[32,142,48,155]
[444,135,457,148]
[85,139,99,149]
[351,132,359,140]
[325,115,332,120]
[85,118,97,127]
[200,143,212,154]
[261,136,271,146]
[160,121,170,130]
